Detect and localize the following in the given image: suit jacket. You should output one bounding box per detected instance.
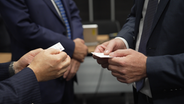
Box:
[118,0,184,104]
[0,62,41,104]
[0,0,83,103]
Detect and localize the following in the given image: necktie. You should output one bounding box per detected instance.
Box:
[54,0,71,39]
[136,0,158,91]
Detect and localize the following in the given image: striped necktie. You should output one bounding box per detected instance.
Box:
[136,0,158,91]
[54,0,71,39]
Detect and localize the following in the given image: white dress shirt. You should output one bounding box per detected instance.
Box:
[117,0,160,98]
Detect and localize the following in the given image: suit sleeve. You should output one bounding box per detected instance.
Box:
[0,62,10,81]
[116,3,136,49]
[0,67,41,104]
[147,54,184,93]
[0,0,75,57]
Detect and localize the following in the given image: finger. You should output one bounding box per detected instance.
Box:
[96,58,108,65]
[46,48,61,55]
[111,71,124,78]
[63,66,70,79]
[29,48,43,56]
[92,55,99,59]
[117,78,126,83]
[108,57,126,66]
[66,66,74,81]
[62,55,71,69]
[104,40,116,55]
[54,52,68,62]
[109,49,132,57]
[108,64,123,73]
[66,59,80,81]
[58,66,69,78]
[101,63,109,68]
[80,39,85,44]
[94,44,106,53]
[63,57,72,78]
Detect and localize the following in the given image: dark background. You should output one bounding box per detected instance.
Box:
[73,0,134,27]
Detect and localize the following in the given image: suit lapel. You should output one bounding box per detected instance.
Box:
[43,0,64,23]
[150,0,170,35]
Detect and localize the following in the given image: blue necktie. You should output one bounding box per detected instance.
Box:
[54,0,71,39]
[136,0,158,91]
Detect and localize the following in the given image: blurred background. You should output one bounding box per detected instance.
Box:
[0,0,134,104]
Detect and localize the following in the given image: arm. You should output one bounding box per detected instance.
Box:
[0,0,74,56]
[0,62,11,81]
[147,54,184,92]
[62,0,87,80]
[68,0,88,62]
[0,68,41,104]
[0,48,71,103]
[117,4,137,49]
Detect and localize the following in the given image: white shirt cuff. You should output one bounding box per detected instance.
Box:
[115,37,129,49]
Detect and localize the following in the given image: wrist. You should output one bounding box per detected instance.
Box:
[28,65,41,82]
[13,61,23,74]
[9,61,15,77]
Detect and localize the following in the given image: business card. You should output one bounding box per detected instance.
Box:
[49,42,64,51]
[91,52,113,58]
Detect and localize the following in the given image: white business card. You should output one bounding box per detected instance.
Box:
[49,42,64,51]
[91,52,113,58]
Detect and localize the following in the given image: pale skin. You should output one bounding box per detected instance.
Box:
[93,38,147,84]
[13,48,71,82]
[63,38,88,81]
[63,59,80,81]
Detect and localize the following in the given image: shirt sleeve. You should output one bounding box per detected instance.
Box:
[115,37,129,49]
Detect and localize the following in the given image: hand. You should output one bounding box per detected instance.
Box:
[13,48,43,74]
[73,38,88,62]
[108,49,147,84]
[93,38,126,68]
[63,59,80,81]
[28,48,71,82]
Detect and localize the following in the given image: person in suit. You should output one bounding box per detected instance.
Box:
[93,0,184,104]
[0,48,71,104]
[0,0,88,103]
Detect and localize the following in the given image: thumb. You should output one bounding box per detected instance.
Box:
[109,49,131,57]
[46,48,61,55]
[104,41,116,55]
[29,48,43,57]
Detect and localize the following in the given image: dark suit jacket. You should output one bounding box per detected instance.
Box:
[118,0,184,104]
[0,0,83,103]
[0,62,41,104]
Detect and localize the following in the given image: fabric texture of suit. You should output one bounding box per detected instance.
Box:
[117,0,184,104]
[0,0,83,103]
[0,62,41,104]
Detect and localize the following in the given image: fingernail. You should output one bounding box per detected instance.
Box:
[109,52,114,56]
[63,75,66,78]
[105,50,109,53]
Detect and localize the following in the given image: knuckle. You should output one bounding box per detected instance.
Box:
[120,69,126,74]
